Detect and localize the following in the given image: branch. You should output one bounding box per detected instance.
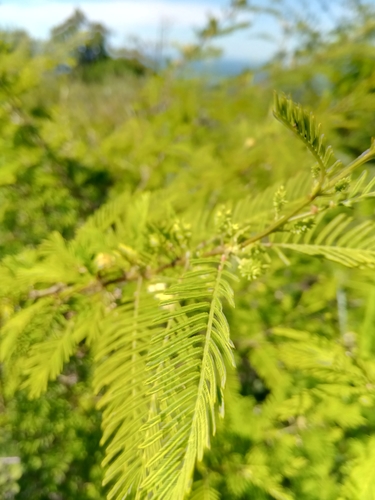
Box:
[239,186,322,249]
[26,135,375,303]
[29,283,66,299]
[326,146,375,189]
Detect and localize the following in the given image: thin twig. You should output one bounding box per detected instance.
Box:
[29,283,66,299]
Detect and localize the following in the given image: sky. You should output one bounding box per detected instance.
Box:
[0,0,371,65]
[0,0,284,64]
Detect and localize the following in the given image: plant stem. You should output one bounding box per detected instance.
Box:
[239,192,318,248]
[326,147,375,189]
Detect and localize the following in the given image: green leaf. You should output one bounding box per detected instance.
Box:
[93,283,161,499]
[21,298,102,398]
[138,256,235,499]
[189,480,220,500]
[272,214,375,268]
[0,297,54,362]
[273,92,334,172]
[340,437,375,500]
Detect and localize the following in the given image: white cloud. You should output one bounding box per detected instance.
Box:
[0,0,273,63]
[0,1,220,39]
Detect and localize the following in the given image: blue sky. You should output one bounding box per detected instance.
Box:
[0,0,372,64]
[0,0,286,64]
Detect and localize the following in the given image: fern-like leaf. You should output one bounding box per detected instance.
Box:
[344,170,375,204]
[271,328,369,428]
[273,92,334,172]
[340,437,375,500]
[189,480,220,500]
[138,256,235,499]
[21,299,102,398]
[271,213,375,268]
[0,297,54,362]
[93,282,161,499]
[79,191,131,234]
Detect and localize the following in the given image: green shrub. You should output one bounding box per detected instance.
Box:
[2,92,375,499]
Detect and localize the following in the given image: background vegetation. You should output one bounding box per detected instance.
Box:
[2,1,375,498]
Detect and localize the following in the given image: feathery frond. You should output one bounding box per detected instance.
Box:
[340,437,375,500]
[20,298,101,398]
[138,256,235,499]
[189,480,220,500]
[0,297,55,362]
[273,93,335,172]
[93,281,161,499]
[79,191,132,234]
[271,213,375,268]
[270,327,369,428]
[344,170,375,204]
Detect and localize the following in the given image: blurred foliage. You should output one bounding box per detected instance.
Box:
[2,1,375,499]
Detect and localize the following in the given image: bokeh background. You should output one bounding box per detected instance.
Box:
[2,1,375,499]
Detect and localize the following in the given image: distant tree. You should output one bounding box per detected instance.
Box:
[50,9,109,65]
[49,9,149,80]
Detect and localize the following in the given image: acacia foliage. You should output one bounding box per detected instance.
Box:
[2,79,375,499]
[3,4,375,498]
